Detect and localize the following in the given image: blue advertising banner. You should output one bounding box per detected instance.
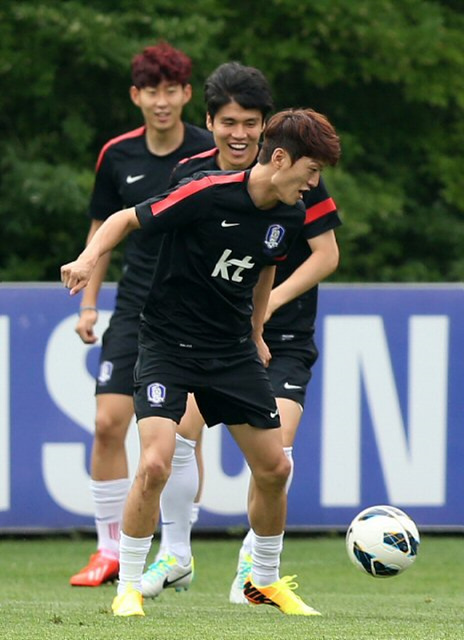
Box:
[0,284,463,531]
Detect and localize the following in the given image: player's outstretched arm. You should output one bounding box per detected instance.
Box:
[61,207,139,296]
[265,229,339,322]
[75,219,112,344]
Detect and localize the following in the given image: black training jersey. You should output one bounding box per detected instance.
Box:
[171,148,342,351]
[88,123,214,313]
[135,170,306,357]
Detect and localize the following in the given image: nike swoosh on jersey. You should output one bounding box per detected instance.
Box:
[221,220,240,227]
[284,382,302,390]
[126,174,145,184]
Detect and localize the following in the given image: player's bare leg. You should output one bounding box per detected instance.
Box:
[91,393,134,479]
[229,396,302,601]
[192,424,204,523]
[228,423,289,536]
[228,422,320,616]
[112,417,177,616]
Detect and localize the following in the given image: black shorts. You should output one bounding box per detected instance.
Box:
[267,345,318,408]
[133,344,280,429]
[95,312,139,396]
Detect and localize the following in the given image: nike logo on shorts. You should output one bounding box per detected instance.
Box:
[126,174,145,184]
[284,382,302,390]
[221,220,240,227]
[270,410,279,418]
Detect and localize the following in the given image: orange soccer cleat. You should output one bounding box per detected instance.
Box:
[70,550,119,587]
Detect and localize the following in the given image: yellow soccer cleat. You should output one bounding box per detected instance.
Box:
[243,575,321,616]
[112,584,145,617]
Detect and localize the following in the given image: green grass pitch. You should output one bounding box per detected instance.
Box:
[0,535,462,639]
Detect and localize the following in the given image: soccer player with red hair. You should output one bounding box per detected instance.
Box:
[69,41,213,587]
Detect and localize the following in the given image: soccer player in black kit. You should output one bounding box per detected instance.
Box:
[69,42,213,587]
[141,63,342,604]
[62,107,341,617]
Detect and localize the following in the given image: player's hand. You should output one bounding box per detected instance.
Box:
[61,259,93,295]
[255,336,272,368]
[75,309,98,344]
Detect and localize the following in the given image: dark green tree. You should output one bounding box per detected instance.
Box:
[0,0,225,279]
[1,0,463,282]
[215,0,464,281]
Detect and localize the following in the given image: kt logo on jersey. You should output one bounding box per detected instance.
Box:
[211,249,254,282]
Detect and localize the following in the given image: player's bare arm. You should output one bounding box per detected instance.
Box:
[61,207,140,296]
[75,219,113,344]
[252,264,276,366]
[265,229,339,322]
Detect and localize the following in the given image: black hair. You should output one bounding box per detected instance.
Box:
[204,62,274,121]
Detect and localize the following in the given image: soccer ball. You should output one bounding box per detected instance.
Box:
[346,505,420,578]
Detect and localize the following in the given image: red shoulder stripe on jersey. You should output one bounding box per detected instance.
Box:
[305,197,337,224]
[178,147,218,164]
[95,126,146,171]
[150,172,246,217]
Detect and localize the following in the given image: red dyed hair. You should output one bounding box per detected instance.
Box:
[131,41,192,88]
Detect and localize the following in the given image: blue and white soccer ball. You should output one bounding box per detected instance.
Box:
[346,505,420,578]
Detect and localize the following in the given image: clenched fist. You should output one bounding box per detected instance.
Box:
[61,258,94,296]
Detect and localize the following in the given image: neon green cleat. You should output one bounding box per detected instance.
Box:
[243,575,321,616]
[112,584,145,617]
[229,551,252,604]
[141,554,194,598]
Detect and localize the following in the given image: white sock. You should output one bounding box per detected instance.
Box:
[239,447,293,560]
[91,478,130,558]
[118,531,153,594]
[190,502,201,526]
[158,434,198,565]
[155,501,200,562]
[241,529,254,556]
[251,531,284,586]
[283,446,294,493]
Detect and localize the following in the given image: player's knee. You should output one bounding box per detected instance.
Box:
[141,453,172,487]
[254,454,290,491]
[273,455,292,487]
[94,410,127,447]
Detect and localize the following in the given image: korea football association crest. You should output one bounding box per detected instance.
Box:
[98,360,113,385]
[147,382,167,407]
[264,224,285,251]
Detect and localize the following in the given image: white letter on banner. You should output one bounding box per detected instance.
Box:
[321,315,448,507]
[42,313,140,515]
[201,426,250,515]
[0,316,10,511]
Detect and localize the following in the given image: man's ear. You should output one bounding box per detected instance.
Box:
[182,83,193,105]
[271,147,289,168]
[129,85,141,107]
[206,112,214,132]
